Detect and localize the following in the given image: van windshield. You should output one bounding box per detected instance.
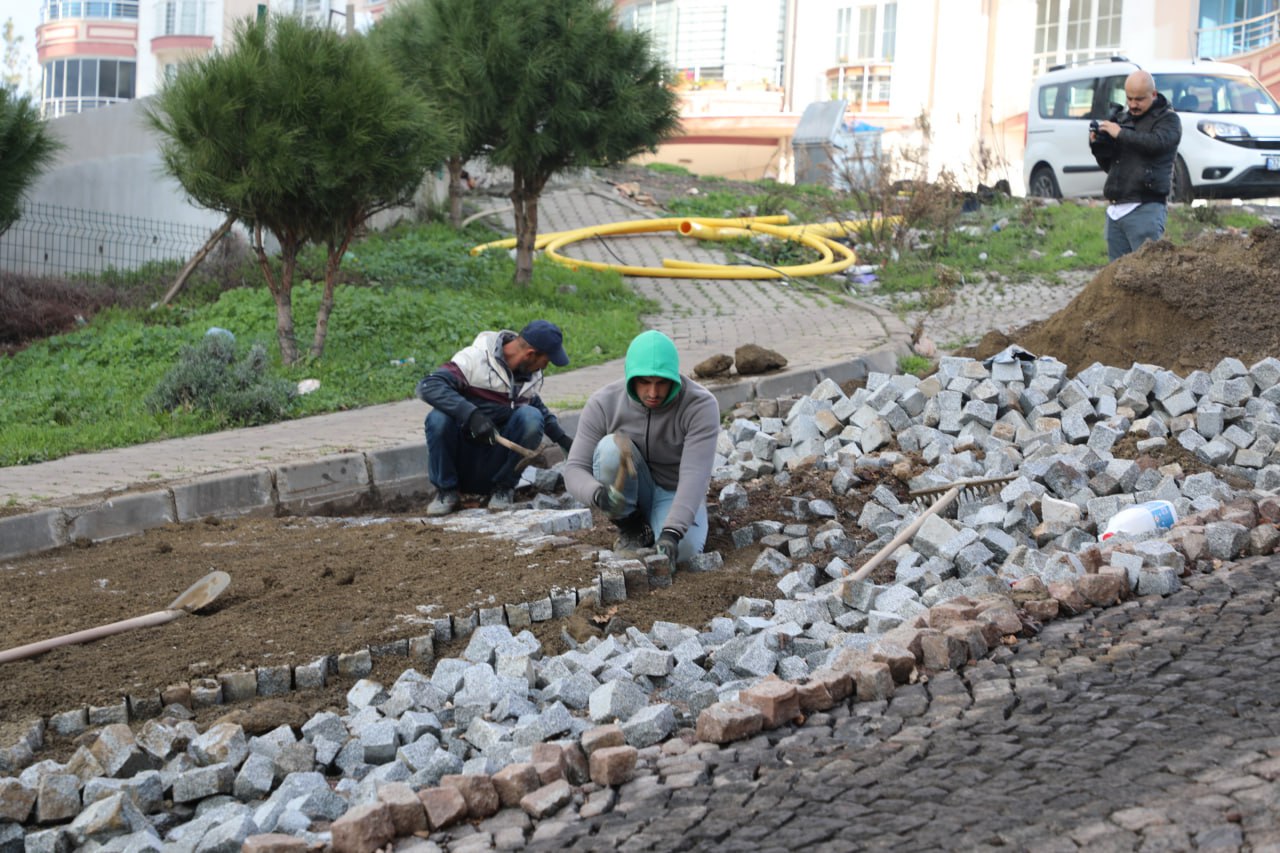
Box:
[1152,73,1280,115]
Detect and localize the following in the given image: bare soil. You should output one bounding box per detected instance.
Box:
[0,468,908,754]
[961,226,1280,374]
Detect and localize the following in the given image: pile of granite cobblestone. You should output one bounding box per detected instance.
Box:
[4,351,1280,852]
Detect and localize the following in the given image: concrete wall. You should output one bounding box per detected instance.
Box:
[32,97,223,231]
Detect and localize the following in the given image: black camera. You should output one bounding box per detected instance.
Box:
[1091,105,1123,134]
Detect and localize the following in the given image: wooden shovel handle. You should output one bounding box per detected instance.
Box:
[844,484,963,586]
[0,609,185,665]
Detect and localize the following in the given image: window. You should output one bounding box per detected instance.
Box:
[1034,0,1122,75]
[292,0,326,25]
[857,6,876,59]
[40,58,137,116]
[1154,71,1280,114]
[43,1,139,21]
[1037,78,1103,119]
[831,2,896,110]
[158,0,206,35]
[836,7,852,62]
[881,2,897,61]
[834,3,897,62]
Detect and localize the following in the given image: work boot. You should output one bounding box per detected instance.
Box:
[488,487,516,511]
[426,488,460,517]
[611,511,654,555]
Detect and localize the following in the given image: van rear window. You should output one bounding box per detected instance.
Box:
[1038,79,1098,119]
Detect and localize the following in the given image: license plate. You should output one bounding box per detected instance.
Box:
[1268,155,1280,171]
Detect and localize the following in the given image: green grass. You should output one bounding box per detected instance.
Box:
[875,200,1269,294]
[0,222,651,466]
[897,354,934,377]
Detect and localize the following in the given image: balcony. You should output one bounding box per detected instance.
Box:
[41,1,140,22]
[1197,9,1280,59]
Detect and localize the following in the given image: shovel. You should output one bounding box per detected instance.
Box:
[0,570,231,665]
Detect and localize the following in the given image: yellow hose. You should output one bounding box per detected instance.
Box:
[470,213,893,280]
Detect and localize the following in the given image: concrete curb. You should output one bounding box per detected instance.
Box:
[0,349,909,563]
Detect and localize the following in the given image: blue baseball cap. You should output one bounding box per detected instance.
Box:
[519,320,569,367]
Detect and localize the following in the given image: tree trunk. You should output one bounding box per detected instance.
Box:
[253,224,300,366]
[510,171,542,287]
[447,156,465,229]
[312,228,354,360]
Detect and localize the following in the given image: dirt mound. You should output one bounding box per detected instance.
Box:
[964,226,1280,375]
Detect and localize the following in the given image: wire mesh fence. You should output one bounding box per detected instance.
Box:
[0,202,213,279]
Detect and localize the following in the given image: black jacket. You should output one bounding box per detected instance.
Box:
[1089,92,1182,204]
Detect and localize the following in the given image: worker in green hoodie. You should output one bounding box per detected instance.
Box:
[563,330,720,568]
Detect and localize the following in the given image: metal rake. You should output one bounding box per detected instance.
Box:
[846,475,1015,585]
[907,474,1016,512]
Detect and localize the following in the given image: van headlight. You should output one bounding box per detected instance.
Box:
[1198,120,1250,139]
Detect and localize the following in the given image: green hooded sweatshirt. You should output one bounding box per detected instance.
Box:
[563,330,720,538]
[625,329,682,405]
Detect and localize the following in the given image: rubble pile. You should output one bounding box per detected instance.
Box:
[5,351,1280,851]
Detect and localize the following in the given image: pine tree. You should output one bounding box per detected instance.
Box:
[147,15,454,363]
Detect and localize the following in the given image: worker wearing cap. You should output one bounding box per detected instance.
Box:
[417,320,574,515]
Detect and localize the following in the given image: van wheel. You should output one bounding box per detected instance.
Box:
[1028,166,1061,199]
[1169,156,1192,203]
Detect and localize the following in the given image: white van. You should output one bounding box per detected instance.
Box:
[1023,58,1280,201]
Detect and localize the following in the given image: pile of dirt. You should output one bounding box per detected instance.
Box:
[589,163,771,211]
[963,227,1280,375]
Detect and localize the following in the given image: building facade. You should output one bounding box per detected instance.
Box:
[617,0,1280,188]
[34,0,389,119]
[26,0,1280,189]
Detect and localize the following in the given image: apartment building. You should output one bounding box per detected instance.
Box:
[617,0,1280,187]
[29,0,1280,188]
[34,0,389,119]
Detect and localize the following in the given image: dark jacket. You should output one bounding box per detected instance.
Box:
[1090,92,1182,204]
[416,330,569,443]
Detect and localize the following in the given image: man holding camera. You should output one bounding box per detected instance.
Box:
[1089,69,1182,261]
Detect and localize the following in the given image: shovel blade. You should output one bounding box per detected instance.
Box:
[168,570,231,613]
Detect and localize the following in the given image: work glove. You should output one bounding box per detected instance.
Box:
[592,485,626,517]
[466,410,496,444]
[557,435,573,455]
[657,528,681,568]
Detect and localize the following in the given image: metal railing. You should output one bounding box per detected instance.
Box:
[41,1,139,22]
[40,97,129,120]
[1197,9,1280,59]
[0,202,212,279]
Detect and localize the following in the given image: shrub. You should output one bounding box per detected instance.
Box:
[0,272,118,352]
[146,333,294,426]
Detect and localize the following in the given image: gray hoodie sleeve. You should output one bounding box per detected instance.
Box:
[562,392,612,506]
[662,389,720,537]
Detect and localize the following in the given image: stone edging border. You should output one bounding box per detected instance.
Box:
[0,506,732,770]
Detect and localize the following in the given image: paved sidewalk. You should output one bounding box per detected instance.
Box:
[0,184,913,510]
[515,556,1280,852]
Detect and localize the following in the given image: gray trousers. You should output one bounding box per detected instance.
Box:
[1106,202,1167,262]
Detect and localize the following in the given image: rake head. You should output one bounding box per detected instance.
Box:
[907,475,1016,515]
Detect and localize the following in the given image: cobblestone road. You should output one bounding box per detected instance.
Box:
[499,557,1280,852]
